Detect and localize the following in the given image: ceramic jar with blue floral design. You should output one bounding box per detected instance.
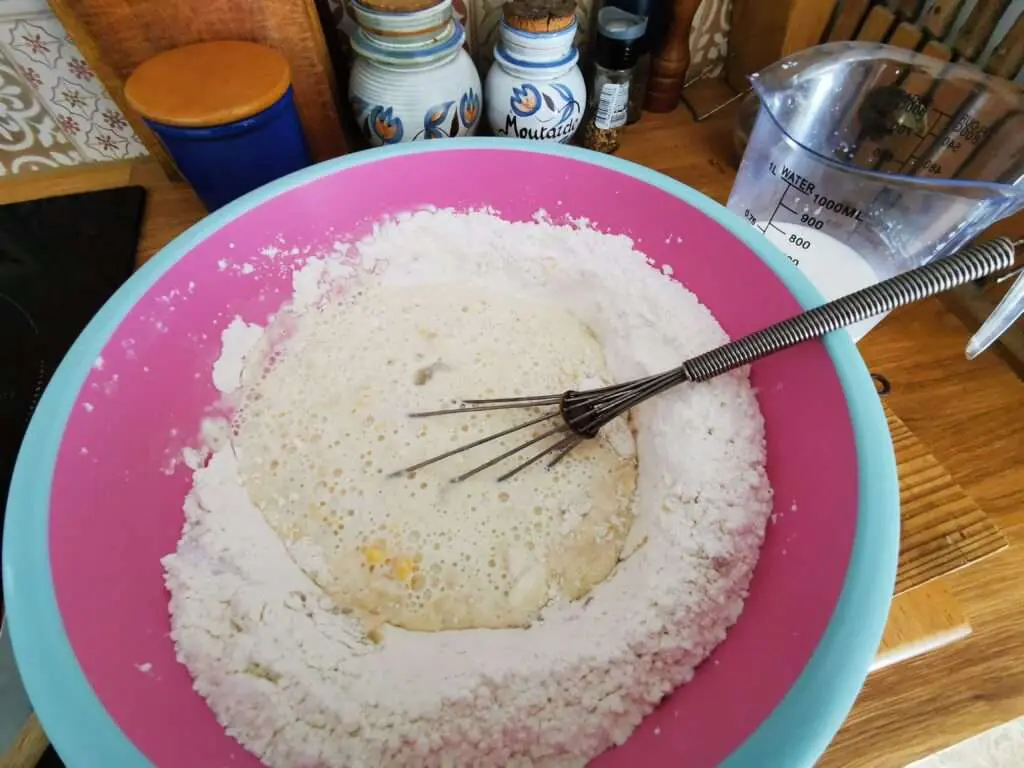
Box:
[484,18,586,143]
[348,5,481,146]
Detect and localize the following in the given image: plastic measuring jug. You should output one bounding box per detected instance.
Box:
[728,42,1024,344]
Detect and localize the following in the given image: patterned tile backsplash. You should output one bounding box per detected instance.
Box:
[0,0,146,176]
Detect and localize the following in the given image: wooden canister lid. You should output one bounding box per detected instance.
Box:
[125,41,291,128]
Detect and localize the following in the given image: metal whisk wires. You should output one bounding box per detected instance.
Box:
[394,368,687,482]
[391,237,1018,482]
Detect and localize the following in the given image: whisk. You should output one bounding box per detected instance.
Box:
[393,237,1019,483]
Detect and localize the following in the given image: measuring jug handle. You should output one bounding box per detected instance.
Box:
[966,258,1024,360]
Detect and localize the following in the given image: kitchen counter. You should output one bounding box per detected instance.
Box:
[3,104,1023,767]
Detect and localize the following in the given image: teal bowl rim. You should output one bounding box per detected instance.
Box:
[2,138,899,767]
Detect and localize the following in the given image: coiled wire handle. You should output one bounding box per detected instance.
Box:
[680,237,1017,383]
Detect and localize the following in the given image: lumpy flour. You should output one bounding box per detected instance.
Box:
[162,210,773,767]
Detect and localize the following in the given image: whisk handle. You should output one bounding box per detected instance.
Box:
[679,237,1018,383]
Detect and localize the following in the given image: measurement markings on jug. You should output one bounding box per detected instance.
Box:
[751,164,878,269]
[872,104,982,178]
[951,114,989,145]
[810,194,862,221]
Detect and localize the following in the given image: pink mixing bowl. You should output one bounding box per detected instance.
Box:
[3,141,899,767]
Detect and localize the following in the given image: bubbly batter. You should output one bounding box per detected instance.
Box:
[234,286,637,631]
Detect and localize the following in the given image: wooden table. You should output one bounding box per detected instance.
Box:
[2,106,1023,767]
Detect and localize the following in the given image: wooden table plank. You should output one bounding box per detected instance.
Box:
[0,714,48,768]
[820,300,1024,767]
[0,160,135,204]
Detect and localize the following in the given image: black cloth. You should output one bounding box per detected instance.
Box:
[0,185,146,618]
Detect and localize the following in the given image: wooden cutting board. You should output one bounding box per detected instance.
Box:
[869,405,1009,670]
[887,406,1008,595]
[874,580,971,671]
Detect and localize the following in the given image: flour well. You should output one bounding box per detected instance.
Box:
[233,286,637,632]
[163,210,773,767]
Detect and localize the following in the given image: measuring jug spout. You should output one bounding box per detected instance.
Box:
[747,43,868,159]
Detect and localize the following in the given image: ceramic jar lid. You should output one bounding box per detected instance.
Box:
[351,0,453,40]
[125,41,291,128]
[358,0,443,11]
[352,19,465,66]
[493,41,579,78]
[496,17,578,68]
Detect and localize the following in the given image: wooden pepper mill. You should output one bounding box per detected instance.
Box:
[644,0,701,112]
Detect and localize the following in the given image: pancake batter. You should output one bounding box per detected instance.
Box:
[233,286,637,631]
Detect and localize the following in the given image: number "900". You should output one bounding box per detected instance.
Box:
[799,213,824,230]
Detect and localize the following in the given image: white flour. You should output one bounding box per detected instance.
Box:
[162,210,773,767]
[211,317,263,394]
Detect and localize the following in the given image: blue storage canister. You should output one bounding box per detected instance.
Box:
[125,40,312,211]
